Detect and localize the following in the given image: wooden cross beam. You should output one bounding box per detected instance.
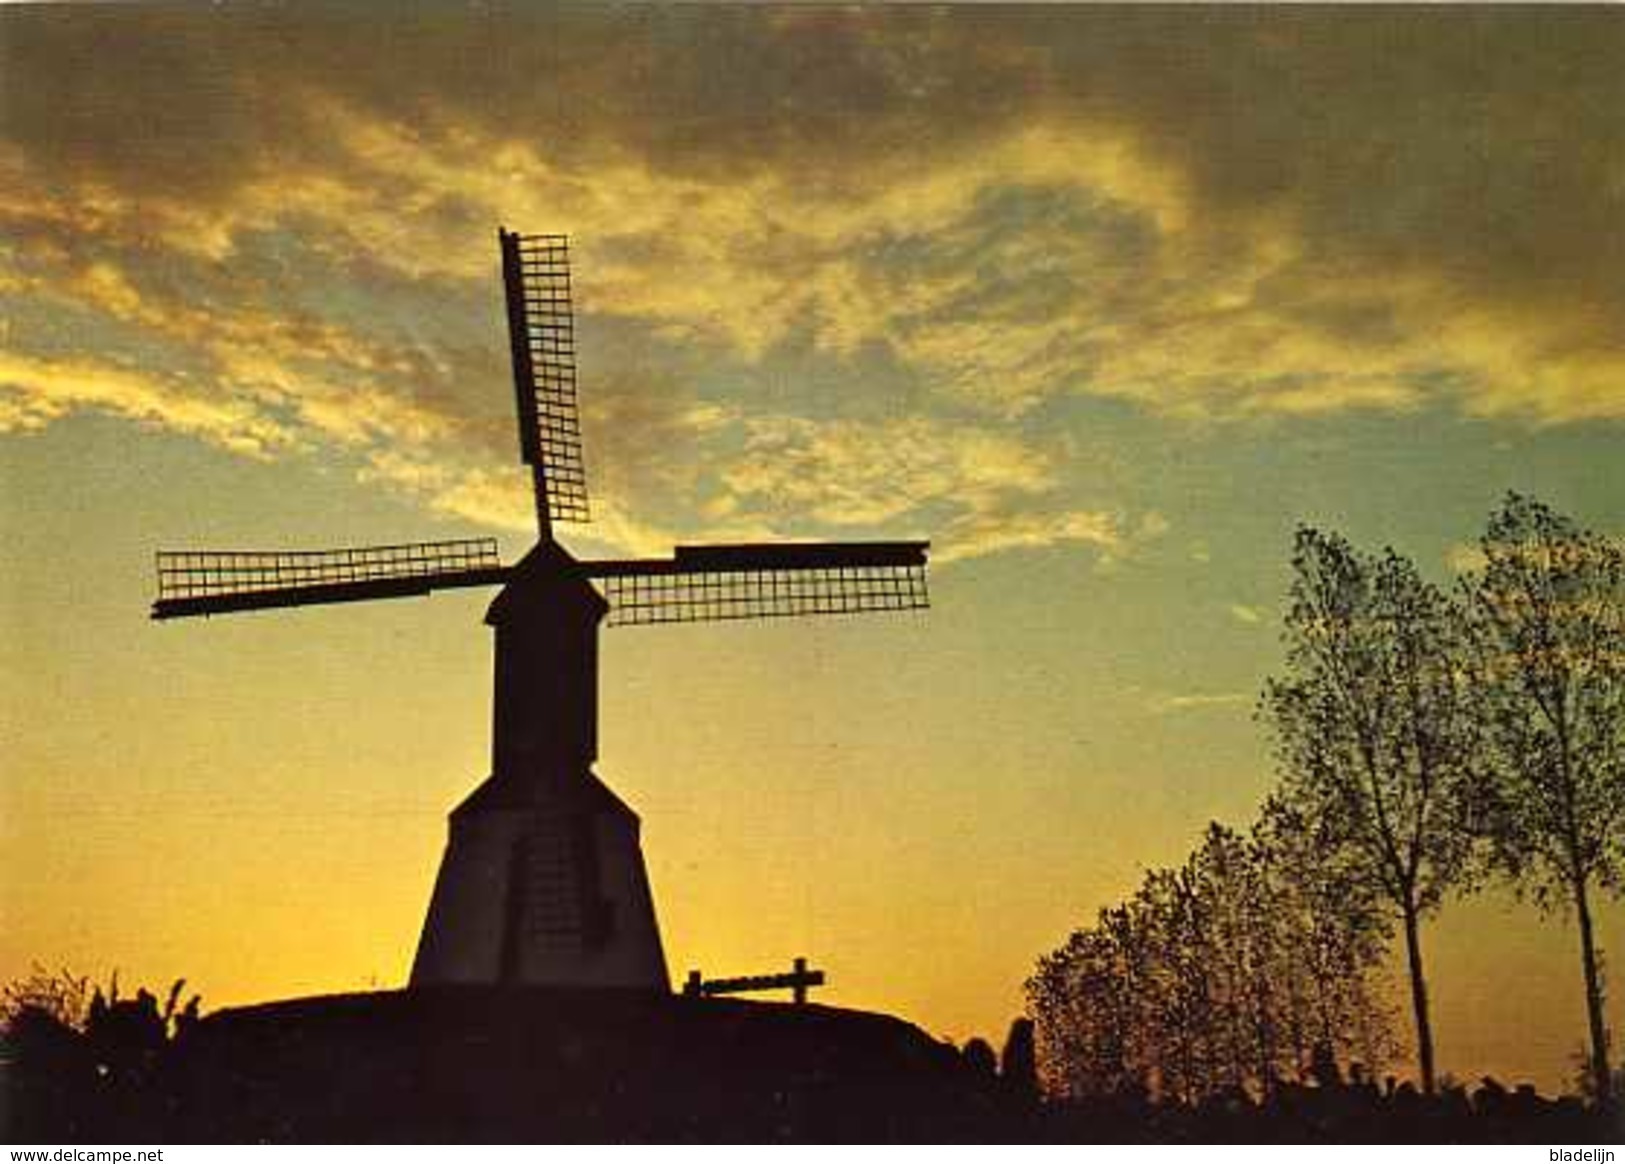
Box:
[682,956,826,1005]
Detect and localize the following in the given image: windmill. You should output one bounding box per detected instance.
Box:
[152,228,930,992]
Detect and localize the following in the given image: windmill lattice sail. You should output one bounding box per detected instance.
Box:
[585,542,930,626]
[152,538,507,619]
[501,228,589,532]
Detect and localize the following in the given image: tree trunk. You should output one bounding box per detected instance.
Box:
[1402,902,1437,1095]
[1574,873,1614,1109]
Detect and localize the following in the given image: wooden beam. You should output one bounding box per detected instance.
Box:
[151,567,509,620]
[682,957,825,1004]
[582,541,929,578]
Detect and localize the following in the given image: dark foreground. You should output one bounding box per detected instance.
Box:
[4,988,1618,1142]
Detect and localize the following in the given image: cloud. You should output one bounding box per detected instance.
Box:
[2,5,1623,561]
[1145,691,1253,716]
[707,413,1157,565]
[355,449,677,559]
[934,506,1164,567]
[0,349,292,456]
[721,416,1048,525]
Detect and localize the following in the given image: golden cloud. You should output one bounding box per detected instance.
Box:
[3,5,1622,561]
[0,349,290,456]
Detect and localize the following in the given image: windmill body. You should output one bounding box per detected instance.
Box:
[411,541,667,988]
[152,229,929,994]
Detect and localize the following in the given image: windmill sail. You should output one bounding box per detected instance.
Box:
[500,228,589,533]
[152,538,507,619]
[582,541,930,626]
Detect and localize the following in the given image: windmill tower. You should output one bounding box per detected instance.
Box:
[152,229,930,993]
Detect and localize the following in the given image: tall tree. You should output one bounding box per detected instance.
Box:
[1028,908,1153,1099]
[1026,814,1393,1103]
[1262,528,1479,1094]
[1464,493,1625,1108]
[1253,793,1396,1075]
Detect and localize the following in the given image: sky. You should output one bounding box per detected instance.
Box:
[2,4,1622,1094]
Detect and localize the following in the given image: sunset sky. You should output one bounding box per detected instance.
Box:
[2,5,1622,1093]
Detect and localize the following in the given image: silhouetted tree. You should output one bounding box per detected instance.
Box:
[1462,494,1624,1109]
[1571,1045,1625,1110]
[2,970,199,1141]
[999,1017,1039,1103]
[961,1036,998,1078]
[1253,794,1396,1077]
[1262,529,1479,1094]
[1,965,91,1032]
[1027,814,1393,1106]
[1137,864,1219,1102]
[2,968,95,1139]
[1029,907,1155,1099]
[1190,823,1290,1095]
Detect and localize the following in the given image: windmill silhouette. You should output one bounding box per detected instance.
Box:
[152,229,930,992]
